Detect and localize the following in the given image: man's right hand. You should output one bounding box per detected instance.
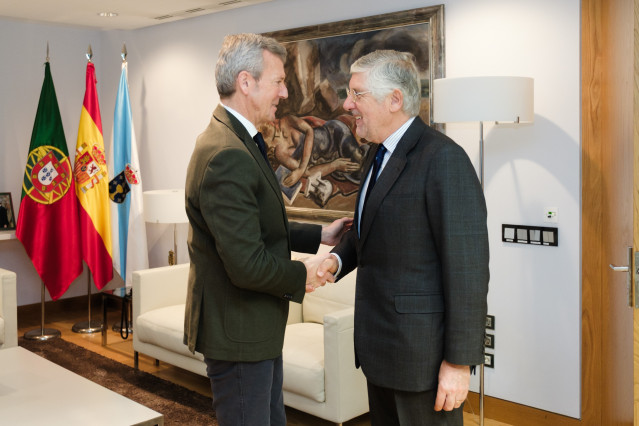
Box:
[303,253,335,292]
[316,255,339,282]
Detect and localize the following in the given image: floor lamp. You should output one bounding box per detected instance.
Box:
[433,76,534,426]
[143,189,189,266]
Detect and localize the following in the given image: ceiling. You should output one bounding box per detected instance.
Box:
[0,0,272,30]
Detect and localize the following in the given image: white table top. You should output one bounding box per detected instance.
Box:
[0,346,163,425]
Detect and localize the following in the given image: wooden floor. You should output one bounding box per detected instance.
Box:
[17,297,510,426]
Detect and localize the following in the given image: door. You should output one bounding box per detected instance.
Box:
[582,0,635,425]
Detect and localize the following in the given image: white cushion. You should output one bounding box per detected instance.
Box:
[136,304,200,359]
[0,317,4,344]
[283,322,325,402]
[302,272,356,324]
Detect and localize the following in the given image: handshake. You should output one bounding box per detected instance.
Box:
[302,253,339,293]
[301,216,351,293]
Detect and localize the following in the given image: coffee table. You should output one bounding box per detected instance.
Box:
[0,346,164,425]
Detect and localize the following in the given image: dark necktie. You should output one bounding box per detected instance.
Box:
[253,132,269,164]
[364,144,387,204]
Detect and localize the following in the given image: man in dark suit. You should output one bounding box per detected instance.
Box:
[319,50,489,425]
[183,33,350,426]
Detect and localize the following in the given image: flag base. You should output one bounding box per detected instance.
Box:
[112,321,133,333]
[24,328,61,341]
[72,319,103,334]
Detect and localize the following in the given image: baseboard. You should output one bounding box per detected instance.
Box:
[464,391,580,426]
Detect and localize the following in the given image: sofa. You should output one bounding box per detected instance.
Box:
[0,268,18,350]
[132,249,368,425]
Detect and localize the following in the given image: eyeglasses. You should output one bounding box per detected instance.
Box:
[346,88,372,102]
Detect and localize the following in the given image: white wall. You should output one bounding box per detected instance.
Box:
[0,19,106,302]
[0,0,581,418]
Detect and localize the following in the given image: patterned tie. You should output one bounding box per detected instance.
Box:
[364,144,387,204]
[253,132,269,164]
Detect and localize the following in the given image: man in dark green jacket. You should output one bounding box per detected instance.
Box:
[184,33,350,426]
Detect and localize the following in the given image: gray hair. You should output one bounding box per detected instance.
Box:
[350,50,421,116]
[215,33,287,98]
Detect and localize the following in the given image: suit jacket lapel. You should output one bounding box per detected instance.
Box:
[359,118,426,247]
[213,105,287,219]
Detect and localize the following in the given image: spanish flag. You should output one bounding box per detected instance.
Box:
[74,61,113,289]
[16,61,83,300]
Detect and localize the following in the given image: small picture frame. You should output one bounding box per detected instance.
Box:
[0,192,16,231]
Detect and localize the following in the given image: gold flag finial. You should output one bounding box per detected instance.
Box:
[86,44,93,62]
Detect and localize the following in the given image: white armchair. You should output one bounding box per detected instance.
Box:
[0,268,18,349]
[131,248,369,425]
[284,249,368,425]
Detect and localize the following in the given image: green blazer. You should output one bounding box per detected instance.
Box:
[183,105,320,361]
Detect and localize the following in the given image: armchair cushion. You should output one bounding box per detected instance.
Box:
[136,304,200,359]
[283,323,324,402]
[302,287,353,325]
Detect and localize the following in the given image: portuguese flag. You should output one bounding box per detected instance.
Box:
[74,61,113,290]
[16,62,82,300]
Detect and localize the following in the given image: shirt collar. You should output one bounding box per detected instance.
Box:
[221,103,258,138]
[381,116,415,153]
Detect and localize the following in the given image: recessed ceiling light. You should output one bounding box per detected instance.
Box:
[98,12,118,17]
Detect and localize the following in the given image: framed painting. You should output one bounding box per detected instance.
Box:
[263,5,444,222]
[0,192,16,231]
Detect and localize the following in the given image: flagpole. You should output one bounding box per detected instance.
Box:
[72,44,104,334]
[72,273,102,333]
[110,43,134,336]
[24,281,61,341]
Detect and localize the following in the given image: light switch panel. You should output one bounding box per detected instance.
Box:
[502,224,558,247]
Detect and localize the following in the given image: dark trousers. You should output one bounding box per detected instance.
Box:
[367,381,464,426]
[204,355,286,426]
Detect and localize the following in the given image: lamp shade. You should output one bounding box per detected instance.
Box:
[143,189,188,224]
[433,76,534,123]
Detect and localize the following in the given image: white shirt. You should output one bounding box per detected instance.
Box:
[221,103,258,138]
[333,116,416,277]
[356,116,415,234]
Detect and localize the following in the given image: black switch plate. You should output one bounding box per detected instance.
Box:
[502,224,558,246]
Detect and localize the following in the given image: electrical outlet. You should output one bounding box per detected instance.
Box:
[545,206,558,223]
[485,333,495,349]
[485,315,495,330]
[484,353,494,368]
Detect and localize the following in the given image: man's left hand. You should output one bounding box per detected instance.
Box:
[321,217,353,246]
[434,360,470,412]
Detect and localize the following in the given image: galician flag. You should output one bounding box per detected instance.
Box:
[74,61,113,290]
[16,62,83,300]
[108,61,148,285]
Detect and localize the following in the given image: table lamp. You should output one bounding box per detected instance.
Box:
[143,189,189,265]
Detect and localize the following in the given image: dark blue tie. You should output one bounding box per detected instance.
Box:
[253,132,269,164]
[364,144,387,204]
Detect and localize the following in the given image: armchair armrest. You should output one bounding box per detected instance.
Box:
[132,263,189,320]
[0,268,18,349]
[323,307,368,418]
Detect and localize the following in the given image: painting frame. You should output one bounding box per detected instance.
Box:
[264,5,445,222]
[0,192,16,231]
